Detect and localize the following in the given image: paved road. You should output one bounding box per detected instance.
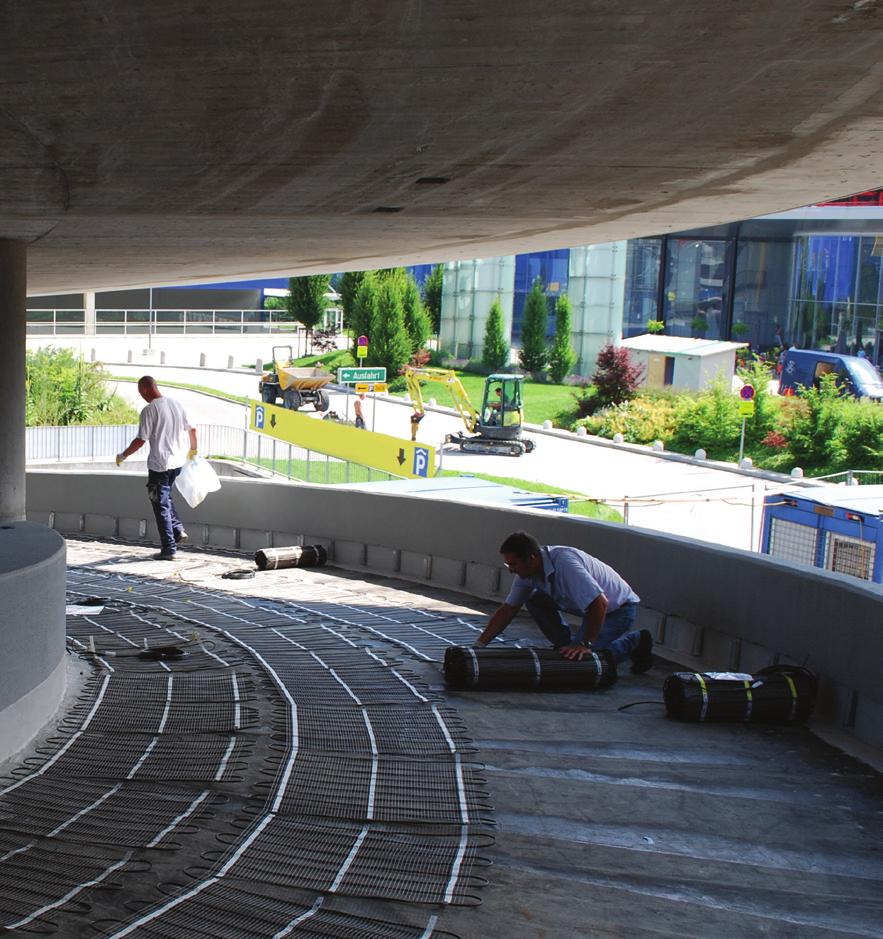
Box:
[108,364,778,551]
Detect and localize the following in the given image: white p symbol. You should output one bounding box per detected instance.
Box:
[413,447,429,477]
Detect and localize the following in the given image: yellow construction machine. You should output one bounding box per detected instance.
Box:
[403,367,536,456]
[259,345,332,412]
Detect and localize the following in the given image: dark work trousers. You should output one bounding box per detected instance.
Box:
[525,590,640,664]
[146,467,184,554]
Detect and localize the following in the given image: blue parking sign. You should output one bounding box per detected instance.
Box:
[255,405,265,429]
[412,446,430,477]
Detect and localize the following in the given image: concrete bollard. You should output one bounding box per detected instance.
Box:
[90,348,96,362]
[694,448,706,460]
[228,355,235,369]
[652,440,664,452]
[255,358,263,374]
[160,351,166,365]
[542,420,553,430]
[739,457,753,469]
[790,467,804,479]
[612,433,624,444]
[127,349,133,363]
[199,352,206,367]
[576,426,587,437]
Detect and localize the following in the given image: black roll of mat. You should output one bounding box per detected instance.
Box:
[255,544,328,571]
[663,665,817,723]
[444,645,617,692]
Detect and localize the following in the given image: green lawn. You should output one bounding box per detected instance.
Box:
[394,371,578,426]
[112,375,248,405]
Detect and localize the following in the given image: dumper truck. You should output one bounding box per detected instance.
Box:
[258,345,333,411]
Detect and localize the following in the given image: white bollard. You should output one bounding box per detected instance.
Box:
[428,398,437,407]
[90,348,96,362]
[612,433,624,444]
[790,467,804,479]
[652,440,664,452]
[199,352,206,367]
[694,448,706,460]
[576,426,587,437]
[160,351,166,365]
[127,349,133,363]
[228,355,235,369]
[255,358,263,374]
[739,457,753,470]
[542,420,553,430]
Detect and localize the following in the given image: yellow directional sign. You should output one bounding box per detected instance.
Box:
[250,401,435,479]
[354,382,388,393]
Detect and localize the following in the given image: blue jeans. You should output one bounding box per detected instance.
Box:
[146,468,184,554]
[525,591,640,664]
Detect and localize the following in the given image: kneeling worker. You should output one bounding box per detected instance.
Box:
[474,531,653,673]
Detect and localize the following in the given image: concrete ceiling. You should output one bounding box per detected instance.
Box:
[4,1,883,295]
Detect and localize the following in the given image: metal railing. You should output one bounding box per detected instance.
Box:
[810,470,883,487]
[27,308,344,336]
[25,423,397,486]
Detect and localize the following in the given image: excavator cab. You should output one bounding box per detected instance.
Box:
[479,375,525,436]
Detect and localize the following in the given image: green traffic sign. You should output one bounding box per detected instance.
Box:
[338,366,387,383]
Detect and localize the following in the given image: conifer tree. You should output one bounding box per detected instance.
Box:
[349,274,379,360]
[422,264,444,334]
[518,279,550,374]
[338,271,366,329]
[548,294,576,383]
[482,298,509,372]
[402,274,431,354]
[372,276,412,376]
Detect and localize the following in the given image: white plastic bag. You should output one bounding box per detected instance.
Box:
[175,456,222,508]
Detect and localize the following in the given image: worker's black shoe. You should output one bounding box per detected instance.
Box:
[152,551,178,561]
[630,629,654,674]
[596,648,619,687]
[174,528,189,545]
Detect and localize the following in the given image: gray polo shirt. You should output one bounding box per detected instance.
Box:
[505,545,639,614]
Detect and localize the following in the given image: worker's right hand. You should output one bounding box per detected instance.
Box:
[115,453,125,466]
[188,448,198,461]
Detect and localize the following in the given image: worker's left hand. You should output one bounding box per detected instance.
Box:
[188,448,198,461]
[560,643,591,661]
[115,453,125,466]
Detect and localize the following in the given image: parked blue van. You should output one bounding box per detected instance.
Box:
[778,350,883,400]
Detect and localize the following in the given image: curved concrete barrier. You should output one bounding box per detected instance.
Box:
[0,521,66,761]
[25,470,883,751]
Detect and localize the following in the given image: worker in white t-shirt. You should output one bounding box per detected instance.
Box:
[116,376,197,560]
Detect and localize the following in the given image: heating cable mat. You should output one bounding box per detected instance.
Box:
[0,564,494,937]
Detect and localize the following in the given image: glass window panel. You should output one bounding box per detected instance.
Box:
[731,239,792,349]
[623,239,661,337]
[662,238,730,340]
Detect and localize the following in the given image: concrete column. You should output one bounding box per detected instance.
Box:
[0,240,27,522]
[83,290,96,335]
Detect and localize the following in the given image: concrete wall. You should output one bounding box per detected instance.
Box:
[25,333,307,370]
[25,470,883,750]
[0,522,67,759]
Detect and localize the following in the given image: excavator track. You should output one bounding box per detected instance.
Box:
[447,433,528,457]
